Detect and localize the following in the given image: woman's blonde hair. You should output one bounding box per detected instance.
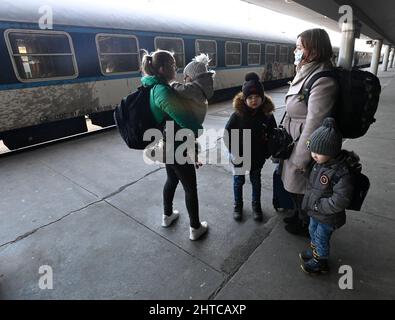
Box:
[141,49,176,81]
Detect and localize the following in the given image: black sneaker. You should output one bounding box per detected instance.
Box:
[233,203,243,221]
[252,201,263,221]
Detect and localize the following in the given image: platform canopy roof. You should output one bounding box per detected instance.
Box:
[243,0,395,46]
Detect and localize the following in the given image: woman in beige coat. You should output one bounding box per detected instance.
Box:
[281,29,339,236]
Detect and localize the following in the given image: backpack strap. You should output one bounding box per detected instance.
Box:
[303,70,337,105]
[278,110,303,143]
[279,110,287,125]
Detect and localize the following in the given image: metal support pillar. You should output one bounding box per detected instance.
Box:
[389,47,395,68]
[337,20,359,70]
[370,39,383,75]
[382,45,390,71]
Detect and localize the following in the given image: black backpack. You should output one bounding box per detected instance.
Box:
[332,163,370,211]
[113,85,159,149]
[304,68,381,138]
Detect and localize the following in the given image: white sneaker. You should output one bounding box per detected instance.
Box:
[162,210,180,227]
[189,221,208,241]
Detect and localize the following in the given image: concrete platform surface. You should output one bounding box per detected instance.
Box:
[0,69,394,300]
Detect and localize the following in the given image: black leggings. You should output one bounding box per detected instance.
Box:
[164,163,200,228]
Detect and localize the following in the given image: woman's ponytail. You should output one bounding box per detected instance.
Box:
[141,49,175,81]
[141,49,156,76]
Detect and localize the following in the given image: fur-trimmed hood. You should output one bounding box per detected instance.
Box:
[233,92,275,116]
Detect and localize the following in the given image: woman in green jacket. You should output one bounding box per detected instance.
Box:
[141,49,208,241]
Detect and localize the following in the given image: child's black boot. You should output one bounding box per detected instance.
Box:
[252,201,263,221]
[233,202,243,221]
[299,242,316,262]
[301,250,329,274]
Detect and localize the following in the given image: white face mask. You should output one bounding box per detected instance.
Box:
[294,49,304,66]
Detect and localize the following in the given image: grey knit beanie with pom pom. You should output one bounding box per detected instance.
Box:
[308,117,343,157]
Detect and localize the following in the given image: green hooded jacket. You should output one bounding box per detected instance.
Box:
[141,76,202,136]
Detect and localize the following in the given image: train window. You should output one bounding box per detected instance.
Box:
[5,30,78,82]
[195,39,217,67]
[248,43,261,65]
[288,46,295,63]
[155,37,185,68]
[96,34,140,75]
[279,46,289,63]
[265,44,276,64]
[225,41,241,66]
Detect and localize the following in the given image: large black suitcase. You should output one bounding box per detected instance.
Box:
[272,163,294,211]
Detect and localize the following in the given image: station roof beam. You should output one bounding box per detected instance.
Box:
[242,0,395,46]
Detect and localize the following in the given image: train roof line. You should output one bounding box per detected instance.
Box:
[0,0,295,44]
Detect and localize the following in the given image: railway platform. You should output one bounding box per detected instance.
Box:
[0,69,394,300]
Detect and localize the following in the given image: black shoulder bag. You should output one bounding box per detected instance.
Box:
[267,111,301,160]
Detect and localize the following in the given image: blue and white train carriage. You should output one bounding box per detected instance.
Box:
[0,0,370,150]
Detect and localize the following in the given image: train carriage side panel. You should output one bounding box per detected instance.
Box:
[216,40,225,69]
[241,41,248,67]
[138,34,155,55]
[183,37,195,68]
[1,27,87,133]
[72,31,101,78]
[0,26,146,132]
[260,42,266,66]
[0,28,18,85]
